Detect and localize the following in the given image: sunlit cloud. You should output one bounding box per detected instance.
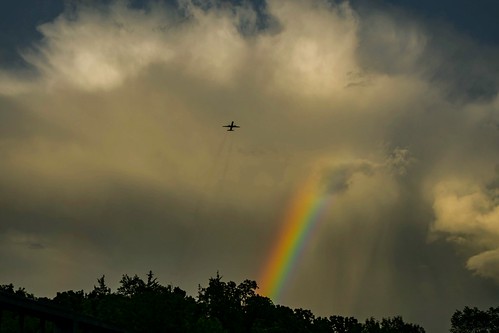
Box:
[432,175,499,280]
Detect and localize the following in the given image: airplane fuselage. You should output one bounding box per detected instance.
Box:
[223,121,240,131]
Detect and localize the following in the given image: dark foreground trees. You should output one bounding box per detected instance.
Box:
[450,306,499,333]
[1,272,427,332]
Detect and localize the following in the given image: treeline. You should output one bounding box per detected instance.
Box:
[0,272,495,332]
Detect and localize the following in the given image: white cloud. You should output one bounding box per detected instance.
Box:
[432,180,499,279]
[9,1,251,92]
[467,249,499,281]
[257,0,359,96]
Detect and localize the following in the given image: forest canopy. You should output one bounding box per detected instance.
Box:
[0,272,495,332]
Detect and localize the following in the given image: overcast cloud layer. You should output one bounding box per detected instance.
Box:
[0,1,498,332]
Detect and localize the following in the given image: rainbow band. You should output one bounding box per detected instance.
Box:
[259,173,330,301]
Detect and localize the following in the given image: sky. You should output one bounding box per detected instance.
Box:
[0,1,498,332]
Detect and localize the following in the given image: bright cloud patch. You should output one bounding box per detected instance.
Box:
[0,1,498,332]
[432,180,499,279]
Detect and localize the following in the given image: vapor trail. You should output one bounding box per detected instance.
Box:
[192,133,230,219]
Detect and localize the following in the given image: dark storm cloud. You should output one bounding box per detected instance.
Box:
[350,0,499,45]
[0,1,497,332]
[0,1,64,67]
[355,2,499,102]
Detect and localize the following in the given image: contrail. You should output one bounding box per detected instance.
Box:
[219,134,234,187]
[192,133,230,219]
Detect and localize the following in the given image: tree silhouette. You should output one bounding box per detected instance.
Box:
[326,315,363,333]
[89,275,111,299]
[379,316,425,333]
[0,273,430,333]
[0,284,42,333]
[197,272,249,332]
[450,306,499,333]
[117,274,147,297]
[52,289,86,313]
[0,283,34,299]
[113,271,198,332]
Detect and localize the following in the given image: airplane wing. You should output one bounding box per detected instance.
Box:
[222,122,239,130]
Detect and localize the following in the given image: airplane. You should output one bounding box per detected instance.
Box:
[223,121,240,131]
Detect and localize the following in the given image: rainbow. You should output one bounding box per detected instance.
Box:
[259,172,332,301]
